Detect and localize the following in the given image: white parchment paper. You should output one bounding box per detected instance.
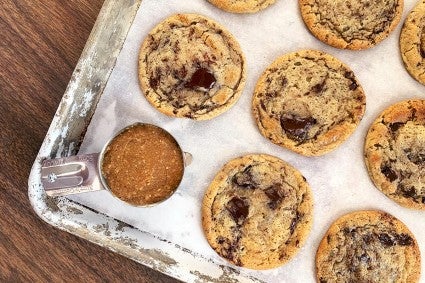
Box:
[72,0,425,281]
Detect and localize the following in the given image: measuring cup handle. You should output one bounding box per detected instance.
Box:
[41,153,103,197]
[183,152,193,167]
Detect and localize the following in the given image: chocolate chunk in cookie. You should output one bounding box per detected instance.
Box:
[299,0,403,50]
[280,115,317,143]
[184,68,216,90]
[232,165,258,189]
[316,210,420,283]
[381,164,398,182]
[226,197,249,224]
[264,184,286,210]
[252,50,366,156]
[202,154,313,269]
[365,99,425,210]
[138,14,246,120]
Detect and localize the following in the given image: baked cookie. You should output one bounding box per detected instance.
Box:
[299,0,404,50]
[316,210,421,283]
[138,14,246,120]
[202,154,313,270]
[207,0,277,13]
[400,1,425,85]
[364,100,425,210]
[252,50,366,156]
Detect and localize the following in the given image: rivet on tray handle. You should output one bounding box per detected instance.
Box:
[41,153,102,197]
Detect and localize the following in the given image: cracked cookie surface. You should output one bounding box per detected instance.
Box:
[316,210,420,283]
[202,154,313,270]
[138,14,246,120]
[207,0,277,13]
[252,50,366,156]
[299,0,403,50]
[365,100,425,210]
[400,1,425,85]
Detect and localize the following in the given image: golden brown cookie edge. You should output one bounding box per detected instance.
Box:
[315,210,421,283]
[138,13,247,120]
[201,154,314,270]
[400,1,425,85]
[252,49,366,156]
[299,0,404,50]
[206,0,277,13]
[364,99,425,210]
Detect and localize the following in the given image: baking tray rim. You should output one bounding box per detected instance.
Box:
[27,0,262,282]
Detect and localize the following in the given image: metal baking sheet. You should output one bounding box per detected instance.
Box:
[29,0,425,282]
[28,0,260,281]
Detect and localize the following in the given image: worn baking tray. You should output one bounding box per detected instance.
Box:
[28,0,259,282]
[29,0,425,282]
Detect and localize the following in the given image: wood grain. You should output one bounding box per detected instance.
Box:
[0,1,178,281]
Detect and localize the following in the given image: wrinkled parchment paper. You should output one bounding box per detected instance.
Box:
[72,0,425,281]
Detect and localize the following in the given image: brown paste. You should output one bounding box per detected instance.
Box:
[101,124,184,206]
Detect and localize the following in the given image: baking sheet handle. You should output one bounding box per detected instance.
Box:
[41,153,102,197]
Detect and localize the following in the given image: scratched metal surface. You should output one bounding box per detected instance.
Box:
[27,0,261,282]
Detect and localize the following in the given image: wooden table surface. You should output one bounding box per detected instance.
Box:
[0,1,179,281]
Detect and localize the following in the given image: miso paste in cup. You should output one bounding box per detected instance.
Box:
[101,124,184,206]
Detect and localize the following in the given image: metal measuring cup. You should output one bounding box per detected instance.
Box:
[41,123,192,206]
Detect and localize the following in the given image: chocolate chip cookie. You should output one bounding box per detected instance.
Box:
[365,100,425,210]
[138,14,246,120]
[252,50,366,156]
[400,0,425,85]
[202,154,313,270]
[207,0,277,13]
[316,210,421,283]
[299,0,404,50]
